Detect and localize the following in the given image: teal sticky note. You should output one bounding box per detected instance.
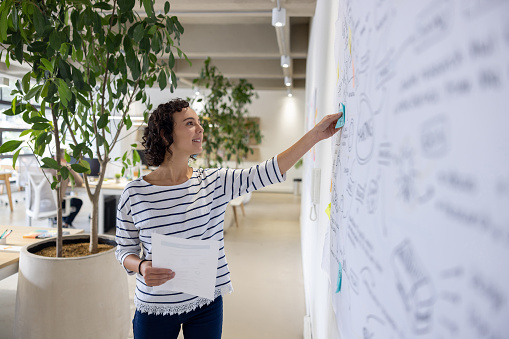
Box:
[335,103,346,128]
[335,262,343,293]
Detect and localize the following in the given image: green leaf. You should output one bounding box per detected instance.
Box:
[21,73,31,93]
[164,1,170,14]
[142,0,154,18]
[25,85,42,100]
[71,160,90,173]
[11,96,16,113]
[124,115,132,130]
[33,6,46,36]
[40,58,54,73]
[11,5,18,31]
[174,18,184,34]
[12,149,21,168]
[157,71,167,90]
[58,59,72,81]
[0,10,8,42]
[57,79,72,106]
[49,30,62,51]
[41,158,60,170]
[19,129,31,137]
[76,93,91,108]
[118,0,135,13]
[133,149,141,163]
[0,140,22,153]
[60,166,70,180]
[93,2,112,10]
[32,122,50,130]
[72,66,85,90]
[29,116,48,123]
[168,52,175,68]
[133,24,144,42]
[97,113,109,129]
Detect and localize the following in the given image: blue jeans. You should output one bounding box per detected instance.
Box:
[133,296,223,339]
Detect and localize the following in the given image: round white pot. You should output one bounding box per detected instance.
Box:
[14,234,130,339]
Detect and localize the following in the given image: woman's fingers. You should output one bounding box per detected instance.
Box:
[143,263,176,287]
[316,113,343,139]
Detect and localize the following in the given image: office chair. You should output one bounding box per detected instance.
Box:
[25,171,75,226]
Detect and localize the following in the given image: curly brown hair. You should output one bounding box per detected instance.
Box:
[142,98,190,166]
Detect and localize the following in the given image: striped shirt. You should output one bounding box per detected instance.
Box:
[115,156,286,315]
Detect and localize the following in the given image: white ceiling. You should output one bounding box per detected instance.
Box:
[163,0,316,91]
[0,0,316,92]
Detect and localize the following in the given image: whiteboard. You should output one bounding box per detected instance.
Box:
[328,0,509,338]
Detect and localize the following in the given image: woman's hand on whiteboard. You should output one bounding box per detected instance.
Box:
[313,113,343,142]
[141,260,176,287]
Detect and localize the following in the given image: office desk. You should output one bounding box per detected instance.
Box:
[73,180,127,234]
[0,226,84,280]
[0,171,13,212]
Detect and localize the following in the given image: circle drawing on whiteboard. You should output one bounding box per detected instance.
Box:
[356,94,375,164]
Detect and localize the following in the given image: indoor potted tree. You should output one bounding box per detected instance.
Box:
[0,0,188,337]
[191,57,262,167]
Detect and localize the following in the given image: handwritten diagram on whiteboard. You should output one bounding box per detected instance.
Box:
[328,1,509,338]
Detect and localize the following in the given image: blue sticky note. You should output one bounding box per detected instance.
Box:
[335,103,346,128]
[335,262,343,293]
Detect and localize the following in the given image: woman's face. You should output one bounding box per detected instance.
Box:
[169,107,203,157]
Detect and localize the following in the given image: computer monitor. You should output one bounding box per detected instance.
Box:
[83,157,100,177]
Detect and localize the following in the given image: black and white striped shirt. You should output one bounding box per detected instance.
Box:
[115,156,286,315]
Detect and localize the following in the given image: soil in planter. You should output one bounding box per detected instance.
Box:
[35,243,114,257]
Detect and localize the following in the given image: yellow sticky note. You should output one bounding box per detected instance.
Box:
[348,28,352,55]
[325,203,331,220]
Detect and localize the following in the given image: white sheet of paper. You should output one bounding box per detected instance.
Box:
[151,233,220,300]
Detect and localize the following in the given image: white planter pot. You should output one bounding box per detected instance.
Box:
[15,234,130,339]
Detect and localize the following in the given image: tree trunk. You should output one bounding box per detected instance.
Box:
[89,194,99,254]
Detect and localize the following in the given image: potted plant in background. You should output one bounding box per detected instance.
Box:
[0,0,188,337]
[190,57,262,168]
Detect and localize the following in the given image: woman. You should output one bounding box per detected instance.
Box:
[115,98,342,338]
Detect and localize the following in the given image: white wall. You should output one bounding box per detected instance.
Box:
[114,87,305,193]
[300,0,342,338]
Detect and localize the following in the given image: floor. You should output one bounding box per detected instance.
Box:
[0,190,305,339]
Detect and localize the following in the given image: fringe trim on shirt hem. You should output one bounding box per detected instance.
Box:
[135,285,233,316]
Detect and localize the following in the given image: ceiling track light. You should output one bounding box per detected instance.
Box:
[0,77,9,88]
[272,7,286,27]
[284,76,292,87]
[287,89,293,97]
[281,55,290,68]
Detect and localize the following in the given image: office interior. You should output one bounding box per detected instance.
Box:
[0,0,315,338]
[2,0,507,338]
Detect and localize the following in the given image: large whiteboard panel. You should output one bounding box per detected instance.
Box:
[329,1,509,338]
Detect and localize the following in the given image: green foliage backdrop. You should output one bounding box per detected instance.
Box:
[0,0,189,255]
